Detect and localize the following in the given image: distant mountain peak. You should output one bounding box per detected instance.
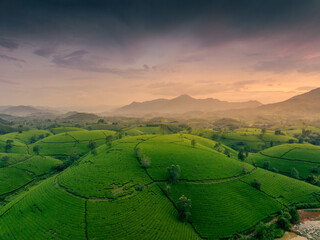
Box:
[114,94,262,116]
[174,94,194,100]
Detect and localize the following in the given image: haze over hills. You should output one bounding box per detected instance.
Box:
[1,88,320,120]
[255,88,320,117]
[114,94,262,116]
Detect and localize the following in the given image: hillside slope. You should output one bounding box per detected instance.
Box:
[0,135,319,239]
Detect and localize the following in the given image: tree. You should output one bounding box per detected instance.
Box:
[275,130,282,135]
[291,168,299,179]
[160,124,168,134]
[242,165,247,174]
[0,156,9,168]
[191,139,196,148]
[176,195,191,221]
[289,208,299,224]
[255,222,273,240]
[263,161,270,170]
[135,148,143,160]
[88,140,97,151]
[270,140,274,147]
[261,128,266,135]
[252,179,261,190]
[141,155,151,168]
[70,148,79,162]
[29,135,37,144]
[33,145,40,155]
[224,148,231,157]
[5,140,13,153]
[167,165,181,184]
[238,148,245,161]
[97,119,105,124]
[105,135,113,147]
[307,175,319,185]
[276,215,291,231]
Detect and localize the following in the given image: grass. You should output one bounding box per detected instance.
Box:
[164,180,282,239]
[0,177,86,240]
[0,133,319,239]
[0,167,33,195]
[0,129,52,144]
[29,130,116,156]
[241,168,320,205]
[87,185,200,240]
[138,134,253,181]
[0,154,62,196]
[247,143,320,179]
[58,136,152,198]
[50,127,87,134]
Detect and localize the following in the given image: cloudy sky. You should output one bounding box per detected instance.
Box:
[1,0,320,107]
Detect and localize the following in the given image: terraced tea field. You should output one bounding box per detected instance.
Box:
[0,153,62,196]
[247,143,320,179]
[0,134,319,239]
[29,130,115,156]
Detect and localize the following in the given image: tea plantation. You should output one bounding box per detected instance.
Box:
[247,143,320,179]
[0,134,319,239]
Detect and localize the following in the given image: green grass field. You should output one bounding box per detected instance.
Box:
[29,130,116,156]
[0,154,61,196]
[247,143,320,179]
[1,133,319,239]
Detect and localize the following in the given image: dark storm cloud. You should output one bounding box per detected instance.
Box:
[1,0,320,48]
[51,49,148,75]
[254,57,320,73]
[34,47,56,58]
[0,37,19,50]
[0,54,25,63]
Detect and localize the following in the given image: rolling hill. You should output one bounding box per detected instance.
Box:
[247,143,320,180]
[0,134,319,239]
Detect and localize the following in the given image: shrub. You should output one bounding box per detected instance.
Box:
[238,148,245,161]
[255,222,273,240]
[191,139,196,148]
[4,140,13,153]
[252,179,261,190]
[0,156,9,168]
[141,156,151,169]
[276,216,291,231]
[176,195,191,221]
[242,165,247,174]
[135,184,144,191]
[263,161,270,170]
[105,135,113,147]
[88,140,97,150]
[289,208,299,224]
[33,145,40,155]
[312,167,319,174]
[135,148,143,160]
[165,185,171,194]
[167,165,181,184]
[291,168,299,179]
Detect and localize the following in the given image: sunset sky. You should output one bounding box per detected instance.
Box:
[1,0,320,108]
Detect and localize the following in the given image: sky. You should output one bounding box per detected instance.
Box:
[1,0,320,108]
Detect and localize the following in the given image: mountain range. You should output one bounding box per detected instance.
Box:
[114,94,262,116]
[1,88,320,119]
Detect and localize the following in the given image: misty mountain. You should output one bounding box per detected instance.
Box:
[114,94,262,116]
[0,105,42,117]
[255,88,320,118]
[61,112,100,121]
